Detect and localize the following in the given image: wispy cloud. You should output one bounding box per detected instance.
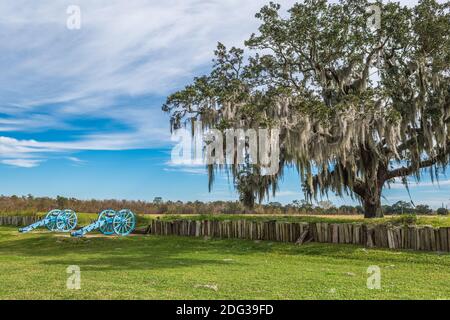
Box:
[0,136,55,157]
[164,158,207,175]
[164,167,207,175]
[273,190,299,197]
[0,0,301,167]
[66,156,87,165]
[388,179,450,189]
[0,3,295,130]
[0,0,435,170]
[1,159,43,168]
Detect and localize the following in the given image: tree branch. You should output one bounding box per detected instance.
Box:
[386,143,450,179]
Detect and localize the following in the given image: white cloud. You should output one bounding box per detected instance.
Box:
[0,0,301,167]
[0,136,55,156]
[1,159,43,168]
[66,156,86,163]
[0,0,298,120]
[0,0,439,168]
[388,179,450,189]
[164,167,207,175]
[164,157,207,175]
[273,190,299,197]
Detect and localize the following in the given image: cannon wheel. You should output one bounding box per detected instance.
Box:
[56,210,77,232]
[113,210,136,236]
[99,210,116,235]
[45,210,62,231]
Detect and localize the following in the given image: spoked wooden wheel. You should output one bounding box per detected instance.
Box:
[56,210,77,232]
[45,209,61,231]
[98,209,116,235]
[112,210,136,236]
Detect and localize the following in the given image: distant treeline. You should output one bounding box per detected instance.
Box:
[0,195,447,216]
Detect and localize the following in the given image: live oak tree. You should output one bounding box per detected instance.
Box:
[163,0,450,218]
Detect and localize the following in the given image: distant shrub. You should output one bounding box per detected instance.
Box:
[394,214,418,225]
[436,208,449,216]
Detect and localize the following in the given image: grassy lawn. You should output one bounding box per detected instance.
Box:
[0,226,449,299]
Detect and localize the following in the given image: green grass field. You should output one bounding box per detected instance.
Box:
[0,226,449,299]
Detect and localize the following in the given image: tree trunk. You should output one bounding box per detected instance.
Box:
[353,183,384,218]
[363,195,383,218]
[358,148,386,218]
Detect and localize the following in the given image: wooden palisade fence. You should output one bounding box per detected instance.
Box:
[145,219,450,252]
[0,216,38,226]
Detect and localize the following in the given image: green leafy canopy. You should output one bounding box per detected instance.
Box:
[163,0,450,217]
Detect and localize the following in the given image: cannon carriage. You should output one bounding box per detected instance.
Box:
[71,209,136,237]
[19,209,78,233]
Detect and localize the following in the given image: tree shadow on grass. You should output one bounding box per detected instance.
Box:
[40,255,239,272]
[1,229,449,271]
[0,233,248,271]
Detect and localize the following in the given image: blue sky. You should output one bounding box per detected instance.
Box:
[0,0,449,208]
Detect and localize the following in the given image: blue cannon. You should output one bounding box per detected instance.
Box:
[19,209,78,233]
[71,209,136,237]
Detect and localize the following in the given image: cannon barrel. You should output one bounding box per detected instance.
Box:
[19,218,50,233]
[71,219,105,237]
[19,209,77,233]
[71,209,135,237]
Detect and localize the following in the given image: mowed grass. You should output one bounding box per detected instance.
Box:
[0,227,449,300]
